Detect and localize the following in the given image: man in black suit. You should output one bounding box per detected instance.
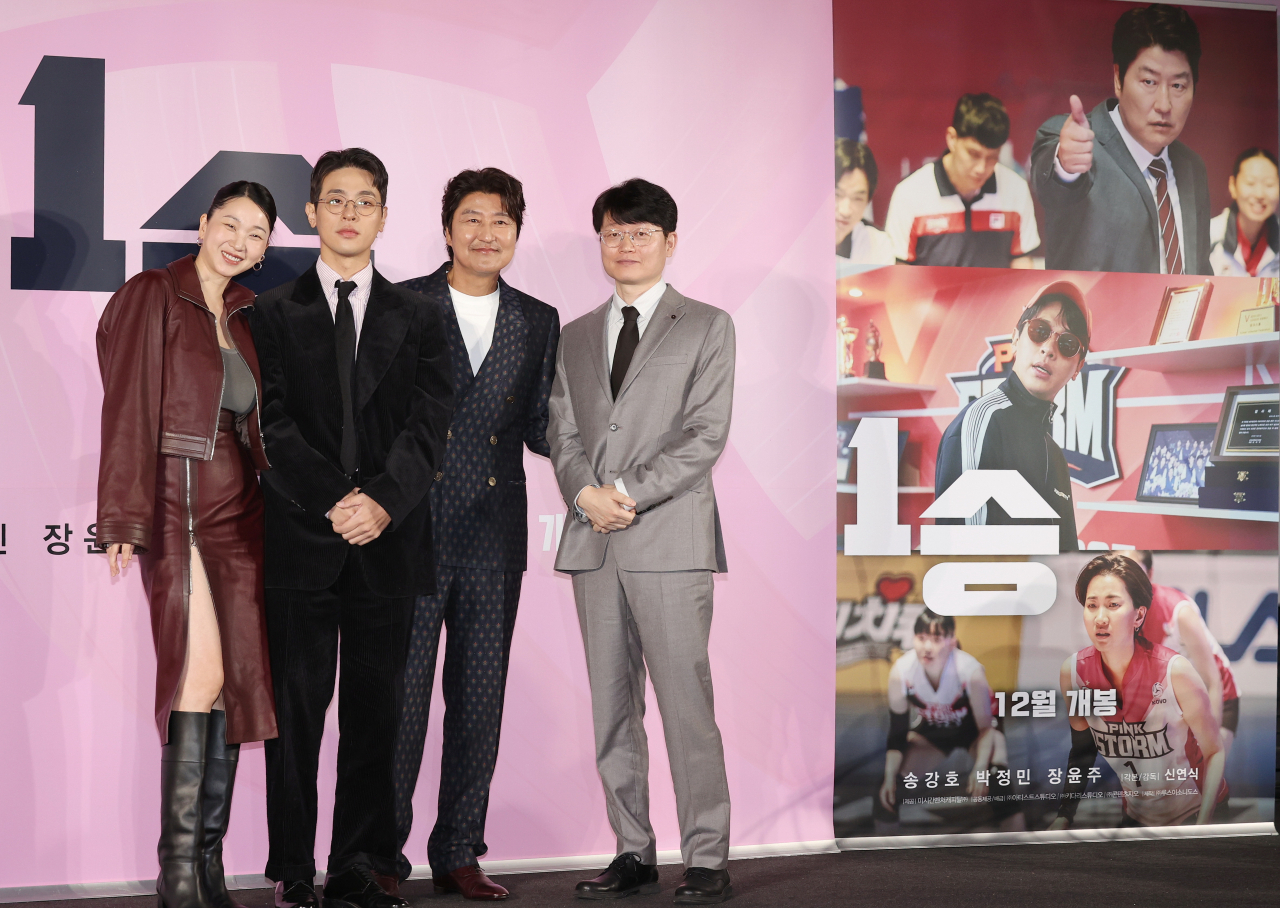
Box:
[251,148,453,908]
[1031,3,1210,274]
[391,168,559,901]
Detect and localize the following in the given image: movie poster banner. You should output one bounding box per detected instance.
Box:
[834,551,1276,837]
[837,266,1278,553]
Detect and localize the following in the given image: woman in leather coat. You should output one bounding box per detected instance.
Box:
[96,182,278,908]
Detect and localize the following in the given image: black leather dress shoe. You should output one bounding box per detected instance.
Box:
[673,868,732,904]
[323,866,408,908]
[274,880,320,908]
[574,852,660,899]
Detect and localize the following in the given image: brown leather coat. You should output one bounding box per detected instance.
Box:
[96,255,269,551]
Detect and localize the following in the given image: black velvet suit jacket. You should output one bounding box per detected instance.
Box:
[400,263,559,572]
[250,263,453,597]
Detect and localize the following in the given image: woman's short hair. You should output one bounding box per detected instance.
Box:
[836,138,879,197]
[206,181,277,238]
[1074,553,1153,617]
[308,147,389,206]
[591,178,677,234]
[913,608,955,638]
[440,167,526,260]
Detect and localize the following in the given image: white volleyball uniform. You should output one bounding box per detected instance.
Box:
[894,648,984,754]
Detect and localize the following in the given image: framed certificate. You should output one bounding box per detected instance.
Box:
[1236,305,1278,335]
[1212,384,1279,461]
[1149,282,1212,345]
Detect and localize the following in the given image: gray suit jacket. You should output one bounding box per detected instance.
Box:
[549,285,733,573]
[1031,99,1210,274]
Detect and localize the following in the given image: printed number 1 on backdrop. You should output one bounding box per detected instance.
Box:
[842,418,911,555]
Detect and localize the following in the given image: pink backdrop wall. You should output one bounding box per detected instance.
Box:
[0,1,836,888]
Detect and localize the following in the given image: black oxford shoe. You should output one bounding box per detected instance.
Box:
[322,866,408,908]
[673,867,732,904]
[574,852,660,899]
[273,881,319,908]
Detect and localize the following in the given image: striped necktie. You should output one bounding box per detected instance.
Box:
[1147,158,1183,275]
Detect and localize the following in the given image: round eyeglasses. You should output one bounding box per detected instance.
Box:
[319,196,383,217]
[599,227,663,248]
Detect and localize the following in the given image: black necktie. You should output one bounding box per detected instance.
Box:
[610,305,640,400]
[334,279,359,476]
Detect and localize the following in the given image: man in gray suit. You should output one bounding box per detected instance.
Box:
[548,179,735,905]
[1030,3,1210,274]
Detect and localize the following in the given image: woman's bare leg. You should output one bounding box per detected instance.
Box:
[173,546,224,712]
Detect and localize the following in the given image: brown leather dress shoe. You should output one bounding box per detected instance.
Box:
[433,865,509,901]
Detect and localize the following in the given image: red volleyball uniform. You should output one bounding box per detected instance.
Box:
[1071,637,1227,826]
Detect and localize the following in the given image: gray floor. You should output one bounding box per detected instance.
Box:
[5,836,1277,908]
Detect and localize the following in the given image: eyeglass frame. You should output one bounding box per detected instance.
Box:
[1021,317,1084,359]
[316,195,385,217]
[598,226,665,248]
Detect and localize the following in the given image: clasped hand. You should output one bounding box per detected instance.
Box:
[330,488,390,545]
[579,483,636,534]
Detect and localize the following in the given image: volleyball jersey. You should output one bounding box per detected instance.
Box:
[894,648,984,752]
[1072,638,1227,826]
[1143,583,1239,702]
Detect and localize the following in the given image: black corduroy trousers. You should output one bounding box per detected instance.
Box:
[263,557,412,881]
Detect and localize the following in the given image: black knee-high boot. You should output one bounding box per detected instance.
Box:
[158,711,213,908]
[201,710,247,908]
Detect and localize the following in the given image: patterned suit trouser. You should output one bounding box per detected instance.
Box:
[391,565,523,877]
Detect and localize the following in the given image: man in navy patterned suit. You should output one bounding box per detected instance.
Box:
[391,168,559,901]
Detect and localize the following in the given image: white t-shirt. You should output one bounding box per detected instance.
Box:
[448,283,501,374]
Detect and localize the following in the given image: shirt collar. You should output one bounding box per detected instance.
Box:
[316,256,374,299]
[611,280,667,321]
[933,156,997,204]
[1108,104,1171,175]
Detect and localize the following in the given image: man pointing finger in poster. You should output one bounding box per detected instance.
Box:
[1031,3,1211,274]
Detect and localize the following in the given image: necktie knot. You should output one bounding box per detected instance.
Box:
[336,279,357,303]
[621,305,639,325]
[1148,158,1168,181]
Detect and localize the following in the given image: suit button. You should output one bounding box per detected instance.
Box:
[488,476,497,486]
[447,428,453,439]
[507,396,515,404]
[490,435,498,445]
[610,423,618,431]
[435,471,443,481]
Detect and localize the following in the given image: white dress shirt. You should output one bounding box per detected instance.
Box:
[447,282,501,374]
[1053,107,1185,273]
[316,257,374,346]
[581,280,668,508]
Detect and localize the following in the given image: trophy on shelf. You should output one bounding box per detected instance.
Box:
[863,319,886,379]
[837,314,859,378]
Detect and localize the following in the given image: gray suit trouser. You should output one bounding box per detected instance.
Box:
[571,539,731,869]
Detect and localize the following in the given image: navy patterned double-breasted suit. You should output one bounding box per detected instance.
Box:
[391,262,559,877]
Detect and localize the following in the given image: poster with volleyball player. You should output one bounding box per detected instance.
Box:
[834,552,1275,836]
